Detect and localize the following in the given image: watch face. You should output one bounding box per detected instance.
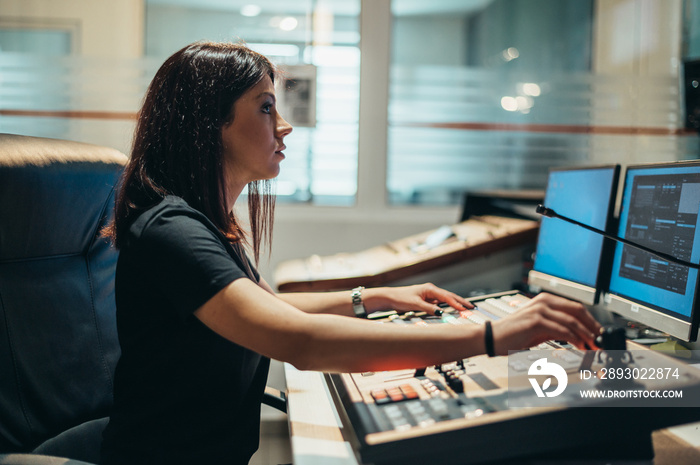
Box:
[352,287,364,304]
[351,287,367,318]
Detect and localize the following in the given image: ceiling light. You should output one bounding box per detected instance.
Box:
[240,5,262,17]
[279,16,298,31]
[501,96,518,112]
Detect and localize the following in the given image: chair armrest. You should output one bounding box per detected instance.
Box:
[0,454,95,465]
[263,385,287,413]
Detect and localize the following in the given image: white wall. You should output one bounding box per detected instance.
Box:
[593,0,682,76]
[0,0,144,57]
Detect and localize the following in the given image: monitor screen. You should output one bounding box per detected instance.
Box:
[529,165,619,305]
[606,161,700,341]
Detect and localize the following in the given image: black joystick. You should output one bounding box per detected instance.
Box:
[595,325,627,350]
[595,325,641,389]
[413,367,427,377]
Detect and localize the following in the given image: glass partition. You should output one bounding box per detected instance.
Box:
[388,0,697,205]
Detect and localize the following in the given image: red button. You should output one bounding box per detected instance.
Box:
[401,385,418,399]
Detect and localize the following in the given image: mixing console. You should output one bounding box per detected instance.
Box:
[325,291,700,465]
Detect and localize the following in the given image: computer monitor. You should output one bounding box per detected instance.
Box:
[528,165,620,305]
[605,161,700,342]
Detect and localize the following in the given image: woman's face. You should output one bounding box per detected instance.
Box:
[221,75,293,193]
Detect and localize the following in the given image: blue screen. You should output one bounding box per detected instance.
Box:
[533,167,617,287]
[608,164,700,320]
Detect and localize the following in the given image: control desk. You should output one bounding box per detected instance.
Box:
[287,291,700,465]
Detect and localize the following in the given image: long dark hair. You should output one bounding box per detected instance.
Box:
[104,41,276,263]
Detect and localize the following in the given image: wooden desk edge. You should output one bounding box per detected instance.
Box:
[277,224,539,292]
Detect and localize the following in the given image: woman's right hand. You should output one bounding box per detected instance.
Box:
[491,293,600,355]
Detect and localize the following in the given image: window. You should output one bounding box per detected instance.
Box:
[387,0,696,206]
[145,0,361,204]
[0,0,360,205]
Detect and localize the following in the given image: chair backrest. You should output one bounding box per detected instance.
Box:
[0,134,127,452]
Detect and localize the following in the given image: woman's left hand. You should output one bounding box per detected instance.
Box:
[364,283,473,316]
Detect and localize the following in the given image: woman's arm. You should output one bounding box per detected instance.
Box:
[194,278,599,373]
[259,277,472,317]
[258,277,355,316]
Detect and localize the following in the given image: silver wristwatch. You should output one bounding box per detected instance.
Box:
[351,286,367,318]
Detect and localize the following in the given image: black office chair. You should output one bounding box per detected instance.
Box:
[0,134,286,465]
[0,133,127,465]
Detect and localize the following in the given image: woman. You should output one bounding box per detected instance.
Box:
[100,41,599,465]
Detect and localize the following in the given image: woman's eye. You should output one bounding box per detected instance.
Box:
[262,103,273,114]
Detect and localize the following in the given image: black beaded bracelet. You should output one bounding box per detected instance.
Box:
[484,321,496,357]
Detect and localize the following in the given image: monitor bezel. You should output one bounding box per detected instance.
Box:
[605,159,700,342]
[529,164,621,306]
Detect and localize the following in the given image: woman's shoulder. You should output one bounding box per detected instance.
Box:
[128,196,220,245]
[122,196,259,282]
[146,195,195,214]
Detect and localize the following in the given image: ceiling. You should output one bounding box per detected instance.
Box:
[145,0,494,17]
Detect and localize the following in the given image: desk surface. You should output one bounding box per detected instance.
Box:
[285,365,357,465]
[284,363,700,465]
[274,216,538,292]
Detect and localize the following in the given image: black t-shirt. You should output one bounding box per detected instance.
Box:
[101,196,269,465]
